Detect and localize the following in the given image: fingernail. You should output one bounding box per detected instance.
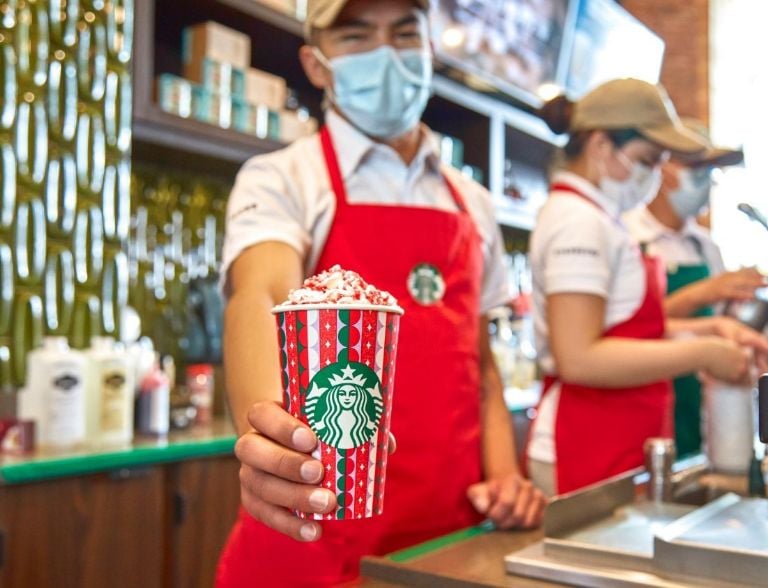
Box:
[292,427,315,451]
[309,489,330,511]
[300,460,323,483]
[300,524,318,541]
[472,495,490,513]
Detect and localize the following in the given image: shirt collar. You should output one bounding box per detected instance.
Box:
[624,205,668,244]
[625,205,705,244]
[551,170,623,219]
[324,109,441,179]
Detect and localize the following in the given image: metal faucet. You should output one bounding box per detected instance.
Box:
[644,438,675,502]
[643,438,710,502]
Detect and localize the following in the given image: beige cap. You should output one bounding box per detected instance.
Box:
[571,78,705,154]
[677,118,744,167]
[304,0,430,39]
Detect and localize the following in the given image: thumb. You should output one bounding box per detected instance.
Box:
[388,432,397,454]
[467,481,494,514]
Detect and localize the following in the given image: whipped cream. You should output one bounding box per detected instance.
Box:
[283,265,398,307]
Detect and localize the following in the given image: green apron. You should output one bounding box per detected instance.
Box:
[666,264,714,457]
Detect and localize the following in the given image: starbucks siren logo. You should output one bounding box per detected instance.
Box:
[305,362,383,449]
[407,263,445,305]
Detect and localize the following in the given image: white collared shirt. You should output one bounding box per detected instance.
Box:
[530,170,647,375]
[623,205,725,275]
[221,109,509,313]
[528,170,647,464]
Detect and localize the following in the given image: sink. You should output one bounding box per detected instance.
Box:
[505,467,764,587]
[654,494,768,587]
[671,480,730,506]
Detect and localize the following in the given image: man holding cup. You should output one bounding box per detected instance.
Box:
[217,0,546,585]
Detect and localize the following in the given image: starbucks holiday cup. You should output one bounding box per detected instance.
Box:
[272,303,403,520]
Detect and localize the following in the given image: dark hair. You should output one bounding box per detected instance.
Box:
[539,94,572,135]
[539,95,643,158]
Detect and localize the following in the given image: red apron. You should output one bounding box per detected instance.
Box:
[216,127,485,587]
[539,183,673,495]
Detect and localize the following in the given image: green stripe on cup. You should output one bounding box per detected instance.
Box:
[338,309,350,363]
[337,448,347,519]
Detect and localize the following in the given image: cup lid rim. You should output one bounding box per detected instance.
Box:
[271,303,404,315]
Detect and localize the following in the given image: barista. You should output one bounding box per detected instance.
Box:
[528,80,768,496]
[624,120,766,455]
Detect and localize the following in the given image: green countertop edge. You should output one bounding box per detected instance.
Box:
[0,436,237,485]
[387,520,496,563]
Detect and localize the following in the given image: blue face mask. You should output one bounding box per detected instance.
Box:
[668,167,712,218]
[314,45,433,139]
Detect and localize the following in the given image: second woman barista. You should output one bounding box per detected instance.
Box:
[527,79,768,496]
[624,120,766,457]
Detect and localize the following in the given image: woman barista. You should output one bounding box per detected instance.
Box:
[624,121,766,456]
[527,79,768,496]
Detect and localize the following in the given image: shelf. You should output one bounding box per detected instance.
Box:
[132,105,284,170]
[131,0,555,230]
[432,76,562,147]
[216,0,304,36]
[495,206,537,231]
[0,419,237,485]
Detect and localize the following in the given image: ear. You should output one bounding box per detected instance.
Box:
[587,130,613,157]
[299,44,332,91]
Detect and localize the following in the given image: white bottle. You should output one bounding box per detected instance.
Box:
[704,381,756,474]
[86,336,134,445]
[20,337,88,447]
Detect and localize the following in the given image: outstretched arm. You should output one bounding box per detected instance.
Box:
[548,292,752,387]
[664,268,766,318]
[227,242,337,541]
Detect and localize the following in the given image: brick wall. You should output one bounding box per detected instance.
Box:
[622,0,710,124]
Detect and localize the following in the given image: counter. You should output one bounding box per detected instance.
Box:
[358,469,758,588]
[0,419,237,485]
[361,522,555,587]
[0,418,242,587]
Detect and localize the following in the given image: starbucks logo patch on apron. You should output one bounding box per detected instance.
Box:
[407,263,445,305]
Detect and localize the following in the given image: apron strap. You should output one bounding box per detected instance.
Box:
[321,125,470,214]
[320,125,350,210]
[444,175,469,213]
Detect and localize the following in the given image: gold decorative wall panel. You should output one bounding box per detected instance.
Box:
[129,165,228,367]
[0,0,133,386]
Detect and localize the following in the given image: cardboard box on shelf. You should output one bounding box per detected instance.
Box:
[244,67,287,111]
[256,0,303,20]
[182,21,251,71]
[233,100,281,141]
[192,86,233,129]
[183,58,245,97]
[156,74,194,118]
[278,109,317,143]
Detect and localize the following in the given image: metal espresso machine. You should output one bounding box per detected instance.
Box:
[504,376,768,587]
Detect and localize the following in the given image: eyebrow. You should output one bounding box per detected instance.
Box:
[331,13,420,30]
